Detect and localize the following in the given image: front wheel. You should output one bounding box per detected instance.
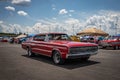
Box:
[52,51,65,64]
[27,48,35,57]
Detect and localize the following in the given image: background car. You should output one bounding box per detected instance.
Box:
[99,36,120,49]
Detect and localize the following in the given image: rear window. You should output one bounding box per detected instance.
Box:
[33,35,46,41]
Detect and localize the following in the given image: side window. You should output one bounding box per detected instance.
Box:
[33,35,45,41]
[48,34,54,40]
[61,35,67,40]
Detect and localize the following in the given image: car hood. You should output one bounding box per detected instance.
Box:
[50,40,98,47]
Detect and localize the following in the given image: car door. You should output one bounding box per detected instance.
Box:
[32,34,52,56]
[31,34,45,54]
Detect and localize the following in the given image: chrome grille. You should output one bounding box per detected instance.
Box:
[69,46,98,54]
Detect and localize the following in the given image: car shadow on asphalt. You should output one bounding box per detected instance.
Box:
[22,54,100,70]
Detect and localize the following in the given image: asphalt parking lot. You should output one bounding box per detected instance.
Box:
[0,42,120,80]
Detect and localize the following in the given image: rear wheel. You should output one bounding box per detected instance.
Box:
[27,48,35,57]
[114,46,119,50]
[52,51,65,64]
[102,46,106,49]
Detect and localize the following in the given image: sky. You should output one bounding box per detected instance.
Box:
[0,0,120,35]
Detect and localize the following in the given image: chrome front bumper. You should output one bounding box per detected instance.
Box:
[66,51,98,59]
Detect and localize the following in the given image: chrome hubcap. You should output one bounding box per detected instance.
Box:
[28,49,31,56]
[54,53,60,64]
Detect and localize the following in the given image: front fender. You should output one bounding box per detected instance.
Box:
[52,46,69,59]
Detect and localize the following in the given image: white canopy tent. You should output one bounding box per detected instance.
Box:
[15,34,27,39]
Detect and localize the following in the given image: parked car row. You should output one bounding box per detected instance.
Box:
[0,37,8,42]
[2,32,119,64]
[9,34,35,44]
[9,37,26,44]
[99,36,120,50]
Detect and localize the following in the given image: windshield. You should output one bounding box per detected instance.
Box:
[48,34,71,41]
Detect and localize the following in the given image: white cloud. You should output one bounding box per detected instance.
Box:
[9,24,24,33]
[85,10,120,35]
[32,23,49,33]
[52,7,56,10]
[1,10,120,35]
[69,14,72,17]
[0,21,3,24]
[35,18,83,35]
[17,10,28,16]
[64,18,83,34]
[69,10,75,12]
[11,0,31,6]
[52,4,56,10]
[59,9,68,15]
[65,18,79,24]
[0,22,24,33]
[5,6,15,11]
[52,17,56,20]
[28,12,120,35]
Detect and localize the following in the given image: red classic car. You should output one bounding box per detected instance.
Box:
[21,33,98,64]
[99,36,120,49]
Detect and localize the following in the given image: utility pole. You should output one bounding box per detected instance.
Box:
[99,25,101,30]
[72,24,74,35]
[37,26,41,33]
[49,26,51,33]
[115,23,117,35]
[114,17,119,35]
